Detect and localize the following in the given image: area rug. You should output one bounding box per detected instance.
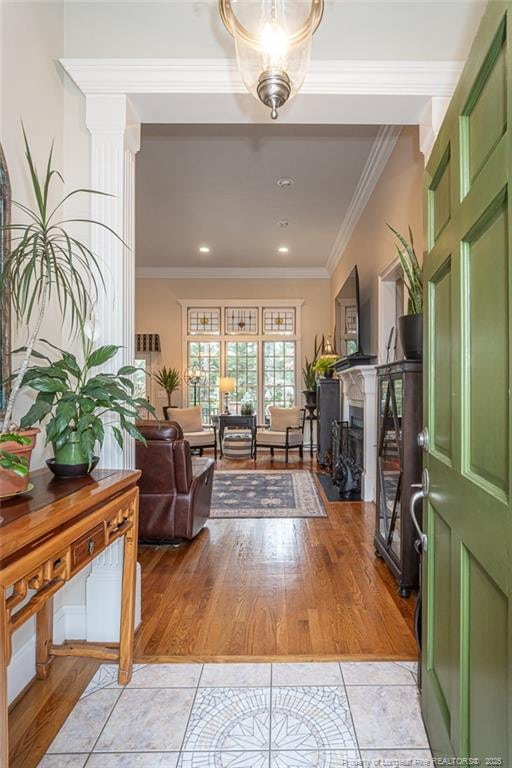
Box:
[210,470,327,518]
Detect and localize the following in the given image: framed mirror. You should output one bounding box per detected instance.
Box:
[0,143,11,419]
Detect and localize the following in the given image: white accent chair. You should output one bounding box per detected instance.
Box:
[169,405,217,461]
[254,406,305,463]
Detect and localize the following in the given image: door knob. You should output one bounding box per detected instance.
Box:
[417,427,429,451]
[410,468,429,553]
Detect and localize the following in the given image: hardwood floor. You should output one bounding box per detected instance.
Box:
[9,452,417,767]
[134,454,417,660]
[8,657,99,768]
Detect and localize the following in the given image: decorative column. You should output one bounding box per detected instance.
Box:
[84,95,141,641]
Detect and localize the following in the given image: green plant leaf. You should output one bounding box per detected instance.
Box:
[86,345,120,369]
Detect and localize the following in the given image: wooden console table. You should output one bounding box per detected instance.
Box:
[0,468,141,768]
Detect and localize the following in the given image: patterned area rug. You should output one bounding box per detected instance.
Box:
[211,470,327,519]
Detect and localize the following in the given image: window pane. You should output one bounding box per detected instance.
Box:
[187,341,220,422]
[133,358,148,401]
[226,341,258,413]
[263,341,296,412]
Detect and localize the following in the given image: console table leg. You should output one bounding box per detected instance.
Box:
[36,596,54,680]
[0,590,8,768]
[118,517,137,686]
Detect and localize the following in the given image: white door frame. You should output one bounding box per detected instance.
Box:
[58,57,454,643]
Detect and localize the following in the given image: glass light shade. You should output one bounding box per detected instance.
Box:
[220,0,323,118]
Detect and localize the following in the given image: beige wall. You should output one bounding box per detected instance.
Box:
[1,1,66,467]
[330,126,424,358]
[135,277,331,408]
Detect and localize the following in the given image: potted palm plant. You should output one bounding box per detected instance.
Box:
[18,338,155,477]
[388,225,423,360]
[302,335,323,407]
[154,366,181,419]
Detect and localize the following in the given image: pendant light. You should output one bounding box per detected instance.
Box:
[219,0,324,119]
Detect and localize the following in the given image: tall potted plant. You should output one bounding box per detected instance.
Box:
[388,225,423,360]
[154,366,181,419]
[302,334,323,407]
[0,130,122,492]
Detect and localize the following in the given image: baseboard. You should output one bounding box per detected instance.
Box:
[8,604,86,705]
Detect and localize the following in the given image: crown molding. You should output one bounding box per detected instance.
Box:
[325,124,401,276]
[136,266,329,279]
[60,58,463,98]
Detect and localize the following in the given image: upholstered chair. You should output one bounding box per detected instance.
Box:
[135,420,214,542]
[254,406,305,463]
[168,404,217,460]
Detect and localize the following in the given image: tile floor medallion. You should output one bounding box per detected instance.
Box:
[38,662,431,768]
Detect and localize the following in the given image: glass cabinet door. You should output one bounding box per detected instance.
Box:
[377,375,403,562]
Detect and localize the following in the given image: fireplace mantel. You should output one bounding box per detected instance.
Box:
[335,365,377,502]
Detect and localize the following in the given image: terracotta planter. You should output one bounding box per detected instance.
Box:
[0,464,30,497]
[0,427,39,465]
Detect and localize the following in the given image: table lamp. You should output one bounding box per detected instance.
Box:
[219,377,236,415]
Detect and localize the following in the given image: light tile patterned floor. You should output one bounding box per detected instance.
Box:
[38,662,433,768]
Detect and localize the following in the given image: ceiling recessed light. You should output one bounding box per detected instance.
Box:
[278,246,289,254]
[199,246,211,253]
[278,220,289,228]
[276,177,294,189]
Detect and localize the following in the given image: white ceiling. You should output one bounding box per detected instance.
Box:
[136,124,382,269]
[64,1,485,63]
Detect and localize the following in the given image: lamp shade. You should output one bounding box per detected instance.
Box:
[219,377,236,394]
[219,0,324,118]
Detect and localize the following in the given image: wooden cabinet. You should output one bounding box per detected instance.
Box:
[375,360,422,597]
[316,376,340,467]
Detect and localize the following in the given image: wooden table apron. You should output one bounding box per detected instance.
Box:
[0,469,141,768]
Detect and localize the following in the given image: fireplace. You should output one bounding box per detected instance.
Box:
[331,408,364,499]
[334,365,377,502]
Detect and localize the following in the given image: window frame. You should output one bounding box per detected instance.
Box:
[180,299,303,423]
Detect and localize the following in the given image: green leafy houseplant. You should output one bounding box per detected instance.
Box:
[18,339,156,471]
[302,334,323,391]
[154,366,181,407]
[388,225,423,314]
[313,354,339,378]
[0,129,119,436]
[388,225,423,360]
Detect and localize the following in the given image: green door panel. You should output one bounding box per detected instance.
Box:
[422,2,512,764]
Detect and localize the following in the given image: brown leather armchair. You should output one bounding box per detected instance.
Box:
[135,421,214,543]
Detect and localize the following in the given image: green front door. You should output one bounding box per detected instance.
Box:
[423,1,511,762]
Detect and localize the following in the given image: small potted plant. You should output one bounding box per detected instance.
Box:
[154,366,181,419]
[240,392,254,416]
[0,129,117,462]
[18,338,155,477]
[302,334,323,407]
[388,225,423,360]
[0,433,31,497]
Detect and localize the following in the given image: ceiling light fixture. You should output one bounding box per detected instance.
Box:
[279,219,289,228]
[219,0,324,120]
[278,246,289,253]
[277,177,294,189]
[199,246,211,253]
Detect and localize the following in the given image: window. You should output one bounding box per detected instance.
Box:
[133,358,149,401]
[226,341,258,412]
[263,341,296,410]
[188,341,221,422]
[182,301,301,422]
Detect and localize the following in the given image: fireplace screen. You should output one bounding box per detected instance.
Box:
[331,412,363,499]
